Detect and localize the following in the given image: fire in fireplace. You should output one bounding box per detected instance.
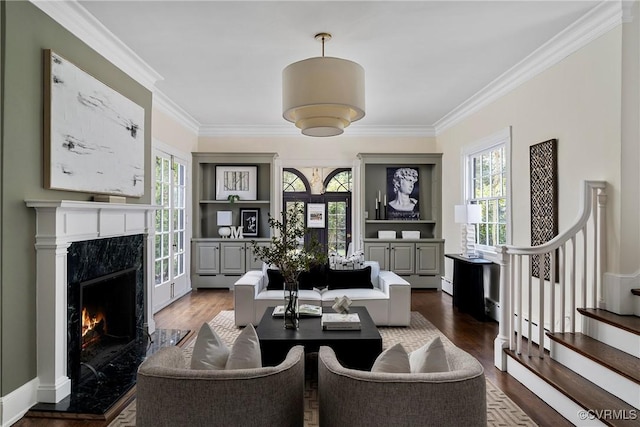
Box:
[72,267,138,382]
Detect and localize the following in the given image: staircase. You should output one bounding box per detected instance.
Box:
[506,306,640,426]
[492,181,640,426]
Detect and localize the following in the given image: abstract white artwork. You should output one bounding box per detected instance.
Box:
[44,50,145,197]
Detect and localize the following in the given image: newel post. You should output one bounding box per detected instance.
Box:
[494,245,511,371]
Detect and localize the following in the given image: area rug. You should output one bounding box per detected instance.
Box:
[108,311,536,427]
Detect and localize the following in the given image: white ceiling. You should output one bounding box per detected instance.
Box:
[75,1,602,135]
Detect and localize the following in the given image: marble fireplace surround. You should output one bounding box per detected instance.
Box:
[26,200,156,404]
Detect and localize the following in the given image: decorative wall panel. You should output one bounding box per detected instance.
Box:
[530,139,558,281]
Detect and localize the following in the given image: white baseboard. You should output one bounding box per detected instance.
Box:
[440,276,452,295]
[486,298,499,321]
[603,271,640,315]
[1,378,37,427]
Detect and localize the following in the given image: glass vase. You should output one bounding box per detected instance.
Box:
[284,281,299,329]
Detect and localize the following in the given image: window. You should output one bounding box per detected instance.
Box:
[282,168,352,256]
[153,150,188,311]
[324,170,352,256]
[464,128,511,249]
[283,169,308,192]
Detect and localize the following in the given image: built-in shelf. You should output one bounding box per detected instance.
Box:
[366,220,436,224]
[200,200,271,204]
[192,152,277,290]
[358,153,444,289]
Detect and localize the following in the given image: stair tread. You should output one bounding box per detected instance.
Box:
[578,308,640,335]
[506,348,638,427]
[547,332,640,384]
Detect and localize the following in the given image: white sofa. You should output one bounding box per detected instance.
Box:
[234,261,411,327]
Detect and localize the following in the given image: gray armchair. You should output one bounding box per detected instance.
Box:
[318,345,486,427]
[136,345,305,427]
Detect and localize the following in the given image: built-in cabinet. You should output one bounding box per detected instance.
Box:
[364,240,444,276]
[193,239,270,280]
[358,153,444,288]
[191,153,276,288]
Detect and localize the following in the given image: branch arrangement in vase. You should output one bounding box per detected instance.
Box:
[250,202,327,285]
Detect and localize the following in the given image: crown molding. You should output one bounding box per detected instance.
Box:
[153,90,200,135]
[434,0,624,135]
[30,0,163,91]
[347,125,436,138]
[622,0,635,23]
[198,124,436,138]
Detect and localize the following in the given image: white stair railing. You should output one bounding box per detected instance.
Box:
[494,180,607,370]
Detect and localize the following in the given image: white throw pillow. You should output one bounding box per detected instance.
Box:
[371,343,410,373]
[225,324,262,370]
[190,322,230,370]
[409,336,450,373]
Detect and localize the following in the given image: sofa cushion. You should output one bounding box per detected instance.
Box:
[266,269,285,290]
[371,343,410,373]
[364,261,380,288]
[190,322,230,370]
[298,264,327,290]
[409,336,450,373]
[327,266,372,290]
[226,324,262,369]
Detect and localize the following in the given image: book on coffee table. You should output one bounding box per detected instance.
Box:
[321,313,361,330]
[272,304,323,317]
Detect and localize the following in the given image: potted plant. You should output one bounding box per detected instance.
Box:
[251,202,326,329]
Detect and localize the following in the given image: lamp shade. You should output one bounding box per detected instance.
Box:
[283,56,365,137]
[454,204,482,224]
[217,211,233,226]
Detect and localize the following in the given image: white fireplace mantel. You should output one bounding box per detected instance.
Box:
[26,200,158,404]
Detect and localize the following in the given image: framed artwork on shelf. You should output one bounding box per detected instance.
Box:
[44,50,145,197]
[240,208,260,237]
[386,167,420,220]
[215,165,257,200]
[307,203,325,228]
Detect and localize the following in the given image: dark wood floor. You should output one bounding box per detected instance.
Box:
[18,289,570,426]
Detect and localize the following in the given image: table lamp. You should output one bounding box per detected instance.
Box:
[217,211,233,238]
[454,204,482,258]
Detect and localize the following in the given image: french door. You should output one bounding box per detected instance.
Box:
[153,149,189,312]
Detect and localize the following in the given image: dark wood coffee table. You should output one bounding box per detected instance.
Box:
[256,306,382,370]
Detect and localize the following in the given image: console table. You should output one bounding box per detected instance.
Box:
[445,254,494,321]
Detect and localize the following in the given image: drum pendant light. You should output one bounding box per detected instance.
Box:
[283,33,365,137]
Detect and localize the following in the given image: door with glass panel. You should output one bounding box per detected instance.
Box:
[154,151,188,312]
[282,168,351,256]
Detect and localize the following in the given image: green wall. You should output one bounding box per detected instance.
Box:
[1,0,151,395]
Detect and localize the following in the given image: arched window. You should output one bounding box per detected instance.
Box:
[282,168,352,256]
[283,169,309,193]
[325,169,352,192]
[282,169,310,237]
[323,169,352,256]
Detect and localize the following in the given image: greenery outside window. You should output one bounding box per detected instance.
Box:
[282,168,352,256]
[464,128,511,250]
